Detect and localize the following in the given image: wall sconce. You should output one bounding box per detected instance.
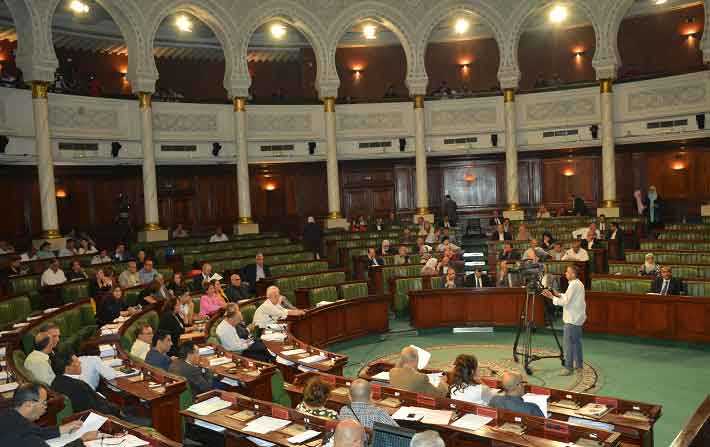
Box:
[562,167,576,177]
[351,67,363,80]
[56,188,68,198]
[573,49,586,58]
[263,181,278,191]
[671,152,688,171]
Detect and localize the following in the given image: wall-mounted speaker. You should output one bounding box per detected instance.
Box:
[212,142,222,157]
[399,138,406,152]
[491,134,498,147]
[110,141,122,158]
[308,141,316,155]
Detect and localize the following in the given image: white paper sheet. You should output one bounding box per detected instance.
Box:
[243,416,291,434]
[194,420,226,432]
[261,332,286,342]
[522,393,549,417]
[371,371,390,381]
[187,396,233,416]
[300,354,327,364]
[85,434,149,447]
[0,382,19,392]
[246,436,276,447]
[209,357,232,366]
[46,412,108,447]
[409,345,431,370]
[220,377,241,387]
[427,373,443,387]
[198,346,215,356]
[275,356,295,366]
[451,414,493,431]
[287,430,321,444]
[391,406,452,425]
[281,348,307,356]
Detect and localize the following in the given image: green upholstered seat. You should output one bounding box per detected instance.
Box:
[61,282,90,304]
[123,288,143,307]
[271,369,291,407]
[339,282,369,300]
[308,286,339,307]
[686,281,710,297]
[271,261,328,276]
[392,277,422,317]
[55,396,74,425]
[9,275,40,295]
[430,276,443,289]
[241,304,257,325]
[381,265,423,294]
[0,295,32,328]
[12,349,33,381]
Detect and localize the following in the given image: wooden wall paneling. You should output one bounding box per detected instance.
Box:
[540,156,600,208]
[440,161,499,208]
[371,188,395,214]
[427,164,442,212]
[393,165,414,212]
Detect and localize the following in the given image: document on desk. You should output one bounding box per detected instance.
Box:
[451,414,493,431]
[427,373,443,387]
[300,354,327,364]
[287,429,321,444]
[409,345,431,369]
[0,382,19,393]
[85,434,149,447]
[392,407,453,425]
[47,412,108,447]
[371,371,390,381]
[261,332,286,342]
[243,416,292,434]
[522,393,549,417]
[246,436,276,447]
[198,346,215,356]
[209,356,233,366]
[281,348,308,356]
[187,396,233,416]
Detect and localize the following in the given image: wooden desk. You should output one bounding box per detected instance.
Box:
[359,361,661,447]
[262,333,347,383]
[181,390,337,447]
[286,372,621,447]
[670,395,710,447]
[64,410,182,447]
[288,295,389,347]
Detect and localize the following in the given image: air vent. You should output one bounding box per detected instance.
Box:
[58,142,98,151]
[542,129,579,138]
[260,144,295,152]
[646,119,687,129]
[161,145,197,152]
[358,141,392,149]
[444,137,478,145]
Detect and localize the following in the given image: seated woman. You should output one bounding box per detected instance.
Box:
[158,296,196,355]
[444,269,458,288]
[167,271,189,297]
[536,205,551,218]
[178,290,195,325]
[199,280,227,317]
[638,253,660,276]
[448,354,494,405]
[393,245,409,265]
[541,232,555,250]
[90,267,114,298]
[295,377,338,420]
[96,286,138,326]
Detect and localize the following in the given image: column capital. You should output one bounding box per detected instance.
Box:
[138,92,152,109]
[233,97,247,112]
[31,81,50,99]
[600,79,613,93]
[317,79,340,100]
[323,97,335,113]
[405,74,428,97]
[503,88,515,103]
[498,67,520,91]
[413,95,425,109]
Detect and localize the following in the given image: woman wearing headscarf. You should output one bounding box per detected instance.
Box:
[643,186,662,224]
[638,253,661,276]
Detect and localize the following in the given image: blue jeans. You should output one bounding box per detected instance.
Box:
[563,323,583,369]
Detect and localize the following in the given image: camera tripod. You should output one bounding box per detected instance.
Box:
[512,288,564,375]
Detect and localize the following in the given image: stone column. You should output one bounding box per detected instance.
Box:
[597,79,620,217]
[137,92,168,242]
[413,95,433,222]
[502,89,524,221]
[233,97,258,235]
[323,97,347,229]
[31,81,64,249]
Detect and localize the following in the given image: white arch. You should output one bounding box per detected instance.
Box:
[6,0,57,82]
[415,1,507,94]
[237,0,328,97]
[325,1,417,95]
[145,0,239,95]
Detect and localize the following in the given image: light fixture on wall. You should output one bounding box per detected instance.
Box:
[562,152,576,176]
[463,165,477,183]
[548,5,568,24]
[270,23,287,39]
[573,47,585,58]
[454,18,470,35]
[264,181,278,191]
[671,150,688,171]
[351,66,364,80]
[69,0,90,15]
[175,15,193,33]
[362,24,377,40]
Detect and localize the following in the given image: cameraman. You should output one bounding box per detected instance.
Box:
[542,265,586,376]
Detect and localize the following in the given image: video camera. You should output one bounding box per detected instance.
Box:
[514,259,547,295]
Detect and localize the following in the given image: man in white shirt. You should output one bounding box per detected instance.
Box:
[118,260,140,288]
[40,258,67,287]
[209,226,229,243]
[91,249,112,265]
[561,240,589,262]
[543,265,586,376]
[130,323,153,360]
[252,286,304,328]
[548,242,564,261]
[522,239,547,260]
[24,333,55,385]
[436,237,460,254]
[216,307,252,353]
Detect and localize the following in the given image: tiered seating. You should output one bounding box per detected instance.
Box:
[390,274,443,316]
[255,270,347,300]
[294,280,370,307]
[609,262,710,279]
[0,294,32,329]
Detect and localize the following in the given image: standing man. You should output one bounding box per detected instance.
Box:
[543,265,586,376]
[443,194,458,226]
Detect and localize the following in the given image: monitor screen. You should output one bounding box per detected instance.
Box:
[371,422,416,447]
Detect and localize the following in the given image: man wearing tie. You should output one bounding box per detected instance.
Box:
[467,269,490,288]
[366,247,384,268]
[650,266,684,295]
[490,224,512,241]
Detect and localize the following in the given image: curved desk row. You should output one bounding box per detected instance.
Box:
[408,288,710,343]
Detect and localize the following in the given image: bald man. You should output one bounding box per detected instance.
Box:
[389,347,448,397]
[410,430,445,447]
[252,286,304,328]
[338,379,397,429]
[334,419,364,447]
[488,371,544,417]
[24,332,56,385]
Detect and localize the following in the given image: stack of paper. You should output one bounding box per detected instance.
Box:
[281,348,307,356]
[287,430,321,444]
[451,414,493,431]
[522,393,550,417]
[410,345,431,369]
[371,371,390,381]
[392,407,453,425]
[85,434,149,447]
[0,382,19,393]
[261,332,286,342]
[187,396,233,416]
[243,416,291,434]
[275,356,295,366]
[209,357,232,367]
[98,345,116,358]
[46,413,107,447]
[102,358,122,367]
[198,346,215,356]
[220,377,241,387]
[300,354,327,364]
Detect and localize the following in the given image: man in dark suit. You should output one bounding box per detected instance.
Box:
[580,230,598,250]
[498,243,519,262]
[169,342,213,395]
[489,210,503,227]
[443,194,458,226]
[225,273,251,302]
[389,347,448,397]
[366,247,384,268]
[146,331,173,370]
[490,224,512,241]
[51,351,120,416]
[241,253,271,293]
[649,266,684,295]
[466,269,491,288]
[570,193,587,216]
[489,371,544,417]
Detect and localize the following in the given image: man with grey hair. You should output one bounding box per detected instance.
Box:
[410,430,445,447]
[334,419,364,447]
[488,371,544,417]
[339,379,397,429]
[390,346,448,397]
[252,286,304,328]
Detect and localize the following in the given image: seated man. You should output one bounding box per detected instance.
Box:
[389,346,448,397]
[241,253,271,293]
[145,331,173,370]
[411,431,446,447]
[225,273,251,302]
[130,323,154,360]
[649,266,684,295]
[65,260,88,282]
[113,243,131,262]
[91,249,112,265]
[465,269,491,288]
[24,332,55,385]
[548,242,564,261]
[522,239,548,261]
[489,371,544,417]
[209,226,229,243]
[138,258,158,285]
[562,239,589,262]
[366,247,384,267]
[193,262,214,291]
[169,341,213,395]
[0,383,95,446]
[40,258,67,287]
[339,379,397,429]
[580,229,599,250]
[217,305,274,363]
[118,260,140,288]
[57,239,77,257]
[436,237,460,254]
[498,243,519,263]
[490,224,512,241]
[334,420,365,447]
[252,286,304,328]
[50,351,119,416]
[36,242,55,259]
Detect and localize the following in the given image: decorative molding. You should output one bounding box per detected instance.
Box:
[337,112,404,131]
[627,85,706,112]
[49,105,119,130]
[248,113,313,133]
[152,112,218,132]
[430,107,497,129]
[525,98,597,122]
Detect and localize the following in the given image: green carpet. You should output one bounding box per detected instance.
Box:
[329,325,710,447]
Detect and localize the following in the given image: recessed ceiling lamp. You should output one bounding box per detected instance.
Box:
[363,24,377,40]
[270,23,287,39]
[549,5,568,24]
[175,15,193,33]
[654,0,668,5]
[69,0,90,14]
[454,18,470,35]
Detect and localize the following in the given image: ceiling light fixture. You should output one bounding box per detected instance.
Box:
[454,18,470,35]
[270,23,287,39]
[363,24,377,40]
[549,5,568,24]
[69,0,90,14]
[654,0,668,5]
[175,15,193,33]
